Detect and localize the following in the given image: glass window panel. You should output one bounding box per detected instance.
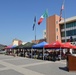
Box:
[61,32,65,37]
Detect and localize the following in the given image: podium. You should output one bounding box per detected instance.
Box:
[67,55,76,71]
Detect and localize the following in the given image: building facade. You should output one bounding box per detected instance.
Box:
[12,38,22,46]
[46,14,76,44]
[60,16,76,43]
[46,15,61,43]
[32,38,46,44]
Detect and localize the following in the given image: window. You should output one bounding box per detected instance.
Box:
[56,21,58,24]
[56,28,58,32]
[61,32,65,37]
[66,21,76,28]
[66,29,76,36]
[60,21,76,29]
[60,24,64,29]
[57,35,58,39]
[62,40,65,42]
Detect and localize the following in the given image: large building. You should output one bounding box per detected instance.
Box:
[46,14,76,44]
[60,16,76,43]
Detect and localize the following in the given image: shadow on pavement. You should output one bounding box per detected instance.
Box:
[59,66,68,72]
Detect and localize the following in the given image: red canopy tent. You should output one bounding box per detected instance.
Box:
[63,42,76,49]
[44,41,64,49]
[5,45,12,49]
[44,41,64,60]
[44,41,76,49]
[72,45,76,49]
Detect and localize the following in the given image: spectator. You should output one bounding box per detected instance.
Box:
[65,49,71,67]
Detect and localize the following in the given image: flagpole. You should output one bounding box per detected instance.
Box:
[63,0,67,59]
[64,0,66,42]
[33,16,36,44]
[46,9,49,41]
[35,22,36,43]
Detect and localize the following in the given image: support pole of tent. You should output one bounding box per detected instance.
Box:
[31,48,33,58]
[43,47,45,60]
[60,47,62,60]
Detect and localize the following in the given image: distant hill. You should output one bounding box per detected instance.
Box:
[0,44,7,50]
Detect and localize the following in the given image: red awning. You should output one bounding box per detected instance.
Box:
[44,41,64,49]
[63,42,76,49]
[5,45,12,49]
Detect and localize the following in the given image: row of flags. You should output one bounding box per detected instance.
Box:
[33,0,64,30]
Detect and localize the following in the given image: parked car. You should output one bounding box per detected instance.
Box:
[0,50,6,54]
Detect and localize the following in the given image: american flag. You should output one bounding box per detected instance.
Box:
[59,3,64,22]
[61,4,64,10]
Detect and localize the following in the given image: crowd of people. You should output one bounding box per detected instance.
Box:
[5,49,70,62]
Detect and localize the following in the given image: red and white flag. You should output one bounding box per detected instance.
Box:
[38,10,48,25]
[59,3,64,22]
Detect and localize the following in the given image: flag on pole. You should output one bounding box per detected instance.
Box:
[38,10,48,25]
[33,16,36,30]
[59,2,64,22]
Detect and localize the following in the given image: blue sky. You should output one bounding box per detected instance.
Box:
[0,0,76,45]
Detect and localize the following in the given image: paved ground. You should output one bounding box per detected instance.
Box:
[0,54,76,75]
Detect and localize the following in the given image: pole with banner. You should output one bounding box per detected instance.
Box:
[33,16,36,43]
